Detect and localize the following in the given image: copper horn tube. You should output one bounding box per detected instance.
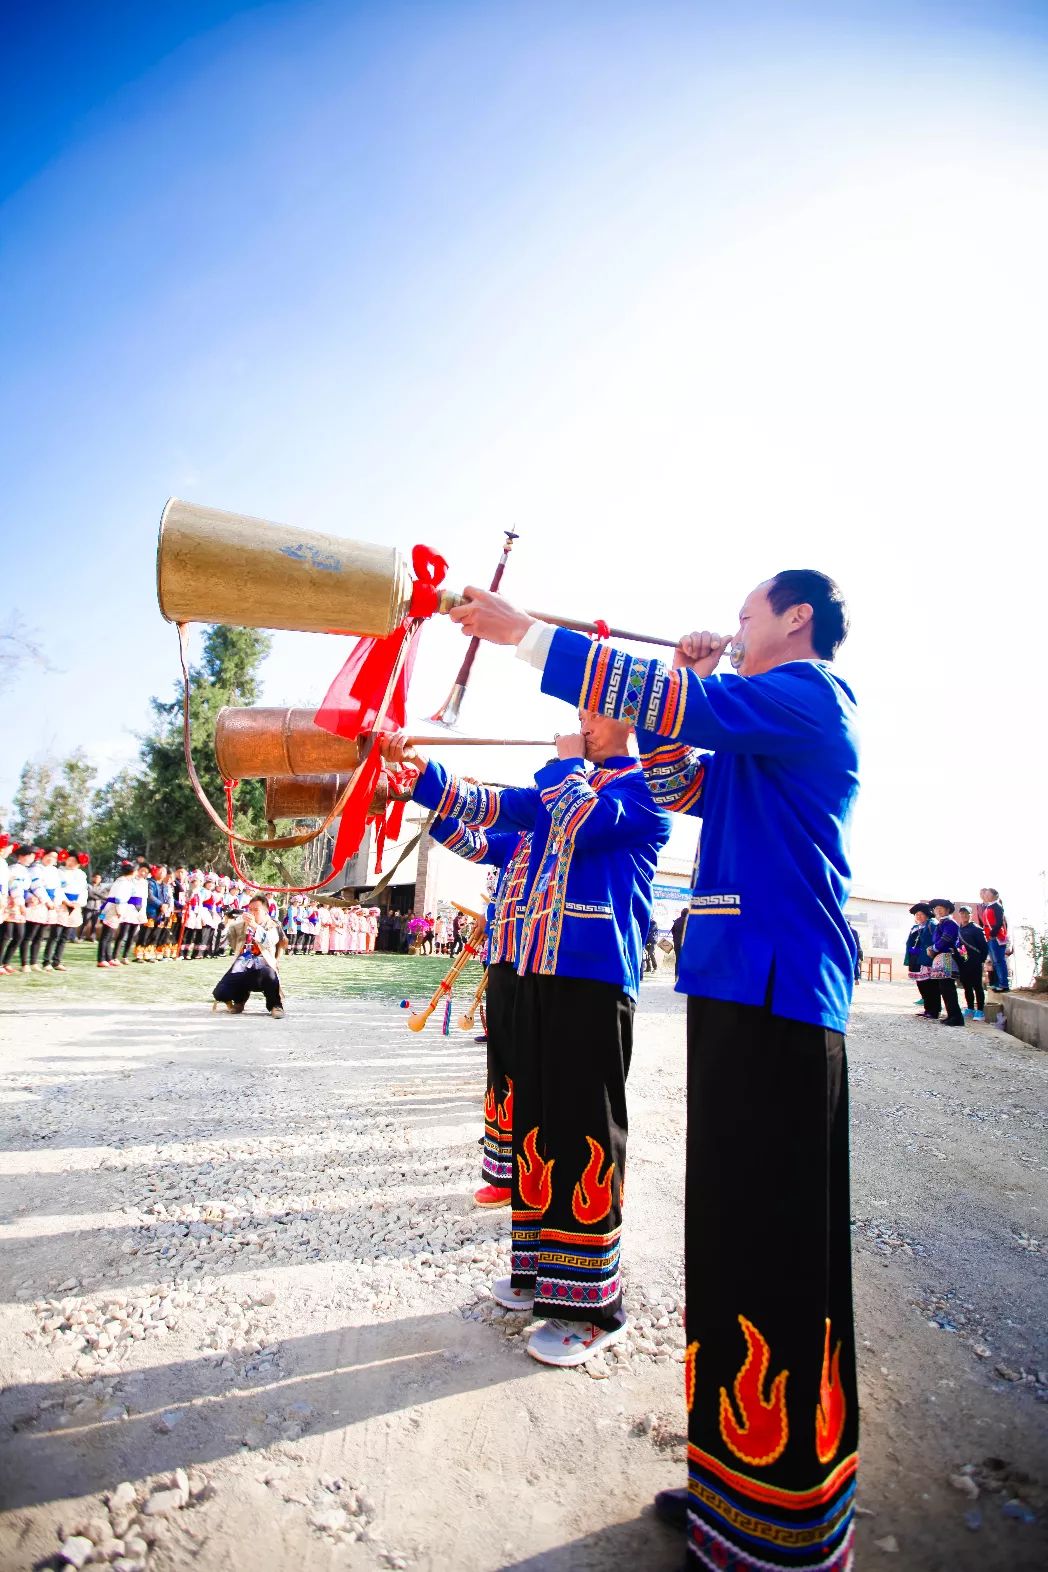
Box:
[216,707,554,781]
[215,707,363,780]
[264,773,411,820]
[158,498,680,647]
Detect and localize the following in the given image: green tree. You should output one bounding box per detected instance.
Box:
[89,766,148,870]
[39,750,97,849]
[11,758,55,842]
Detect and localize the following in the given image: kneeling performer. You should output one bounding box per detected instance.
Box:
[212,895,285,1018]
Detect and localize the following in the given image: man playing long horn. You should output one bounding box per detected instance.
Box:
[422,811,536,1211]
[383,717,670,1366]
[447,572,860,1572]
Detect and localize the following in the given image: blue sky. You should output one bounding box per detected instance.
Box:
[2,1,1046,932]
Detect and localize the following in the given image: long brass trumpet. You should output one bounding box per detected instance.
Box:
[217,706,555,781]
[157,499,679,648]
[408,906,486,1033]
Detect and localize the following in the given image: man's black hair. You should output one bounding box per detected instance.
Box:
[767,570,849,660]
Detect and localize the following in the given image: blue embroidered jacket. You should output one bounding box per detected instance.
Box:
[413,755,670,999]
[540,629,860,1033]
[427,815,534,967]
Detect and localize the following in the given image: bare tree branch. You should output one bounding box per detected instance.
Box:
[0,612,56,676]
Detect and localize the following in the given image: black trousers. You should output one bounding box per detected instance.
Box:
[960,961,985,1013]
[97,925,120,964]
[1,922,25,967]
[510,973,633,1331]
[685,995,857,1570]
[24,920,49,967]
[213,959,283,1011]
[42,924,72,967]
[921,977,964,1024]
[481,963,517,1186]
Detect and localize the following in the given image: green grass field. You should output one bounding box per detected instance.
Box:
[0,939,482,1007]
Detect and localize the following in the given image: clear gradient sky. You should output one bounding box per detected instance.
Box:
[2,1,1046,936]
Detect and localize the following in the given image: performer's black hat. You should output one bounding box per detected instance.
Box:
[909,902,933,918]
[928,898,955,914]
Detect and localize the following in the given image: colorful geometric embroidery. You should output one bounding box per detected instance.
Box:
[719,1316,790,1467]
[441,822,490,862]
[579,642,690,740]
[518,764,640,979]
[571,1136,615,1224]
[687,1442,857,1570]
[434,774,500,828]
[687,1511,855,1571]
[639,739,706,814]
[488,832,532,966]
[482,1078,513,1185]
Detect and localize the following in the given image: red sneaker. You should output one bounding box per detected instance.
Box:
[473,1185,511,1208]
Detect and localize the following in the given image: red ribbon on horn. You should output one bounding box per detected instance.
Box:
[314,544,448,869]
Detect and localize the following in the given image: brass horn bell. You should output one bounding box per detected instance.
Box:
[264,773,396,821]
[215,707,362,780]
[157,498,461,637]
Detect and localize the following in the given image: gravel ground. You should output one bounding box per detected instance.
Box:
[0,963,1046,1571]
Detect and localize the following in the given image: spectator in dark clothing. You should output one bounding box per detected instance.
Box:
[927,899,966,1026]
[956,906,988,1019]
[905,903,937,1015]
[643,916,659,974]
[847,922,862,984]
[670,906,688,979]
[979,887,1010,992]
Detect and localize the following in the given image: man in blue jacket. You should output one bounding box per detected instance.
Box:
[385,713,670,1368]
[448,571,859,1572]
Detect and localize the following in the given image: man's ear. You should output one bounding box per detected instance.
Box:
[788,602,814,637]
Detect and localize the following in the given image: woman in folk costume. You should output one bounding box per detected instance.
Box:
[449,572,861,1568]
[212,894,285,1017]
[97,860,134,968]
[23,848,60,972]
[181,871,205,958]
[304,903,319,953]
[42,850,90,971]
[335,906,351,954]
[925,899,966,1027]
[315,904,330,955]
[904,902,937,1016]
[366,907,380,954]
[0,835,10,968]
[386,715,670,1366]
[416,803,537,1210]
[114,862,148,964]
[352,906,367,954]
[1,843,37,973]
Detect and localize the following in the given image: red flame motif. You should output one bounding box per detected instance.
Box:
[497,1078,514,1133]
[684,1341,700,1413]
[815,1318,846,1465]
[571,1136,615,1225]
[484,1087,496,1123]
[517,1126,554,1213]
[719,1316,790,1467]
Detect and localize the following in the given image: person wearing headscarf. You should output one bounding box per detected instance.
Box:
[98,861,134,968]
[905,902,937,1017]
[926,899,966,1026]
[42,850,90,971]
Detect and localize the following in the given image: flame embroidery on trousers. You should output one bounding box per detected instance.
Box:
[571,1136,615,1225]
[684,1341,700,1413]
[497,1078,514,1133]
[517,1127,554,1213]
[719,1316,790,1467]
[815,1318,846,1464]
[484,1087,496,1123]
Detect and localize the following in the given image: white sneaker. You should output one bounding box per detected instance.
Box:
[490,1276,535,1311]
[526,1317,628,1367]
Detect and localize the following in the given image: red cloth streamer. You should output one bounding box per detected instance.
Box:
[593,619,611,641]
[313,545,449,871]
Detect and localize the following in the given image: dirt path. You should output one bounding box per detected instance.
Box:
[1,973,1045,1570]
